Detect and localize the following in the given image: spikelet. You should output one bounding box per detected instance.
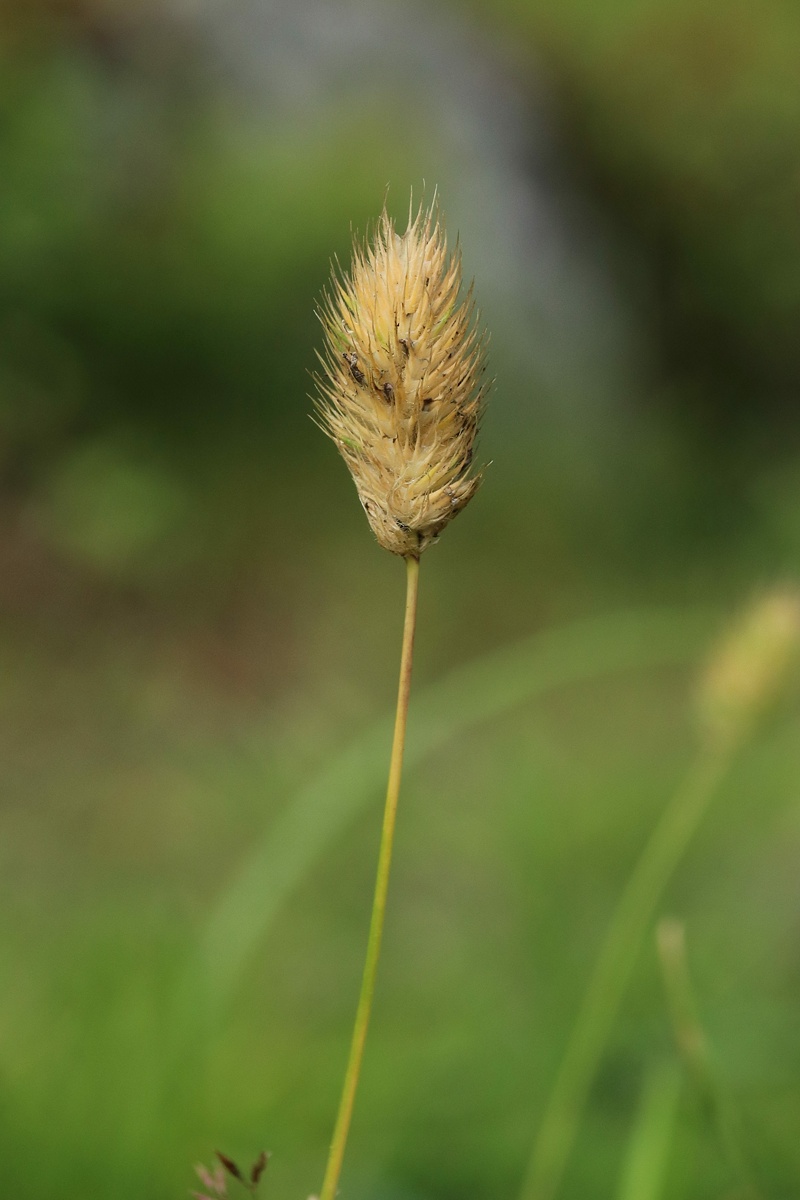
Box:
[696,587,800,743]
[314,200,488,557]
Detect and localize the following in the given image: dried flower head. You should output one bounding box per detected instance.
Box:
[314,199,488,557]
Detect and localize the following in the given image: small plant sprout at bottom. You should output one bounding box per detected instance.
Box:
[193,1151,270,1200]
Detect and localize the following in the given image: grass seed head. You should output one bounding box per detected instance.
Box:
[314,199,488,557]
[697,587,800,743]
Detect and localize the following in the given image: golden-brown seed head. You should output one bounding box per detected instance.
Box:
[314,200,488,557]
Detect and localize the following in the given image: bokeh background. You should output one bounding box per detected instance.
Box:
[2,1,800,1198]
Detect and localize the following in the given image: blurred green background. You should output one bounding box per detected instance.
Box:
[2,1,800,1198]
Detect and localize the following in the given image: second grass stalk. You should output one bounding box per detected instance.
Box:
[319,554,420,1200]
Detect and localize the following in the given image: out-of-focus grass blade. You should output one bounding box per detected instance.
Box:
[657,919,762,1199]
[194,605,714,1018]
[521,587,800,1200]
[616,1061,682,1200]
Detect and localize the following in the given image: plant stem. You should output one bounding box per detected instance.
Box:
[519,734,737,1200]
[656,919,761,1198]
[319,554,420,1200]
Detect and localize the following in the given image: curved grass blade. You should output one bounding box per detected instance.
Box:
[197,606,715,1017]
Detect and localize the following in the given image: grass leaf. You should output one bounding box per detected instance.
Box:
[196,605,715,1017]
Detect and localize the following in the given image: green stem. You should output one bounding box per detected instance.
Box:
[319,555,420,1200]
[519,735,737,1200]
[656,919,761,1198]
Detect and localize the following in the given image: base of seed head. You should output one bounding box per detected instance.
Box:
[314,199,487,556]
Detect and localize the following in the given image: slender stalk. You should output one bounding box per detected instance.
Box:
[319,554,420,1200]
[657,919,761,1198]
[519,734,737,1200]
